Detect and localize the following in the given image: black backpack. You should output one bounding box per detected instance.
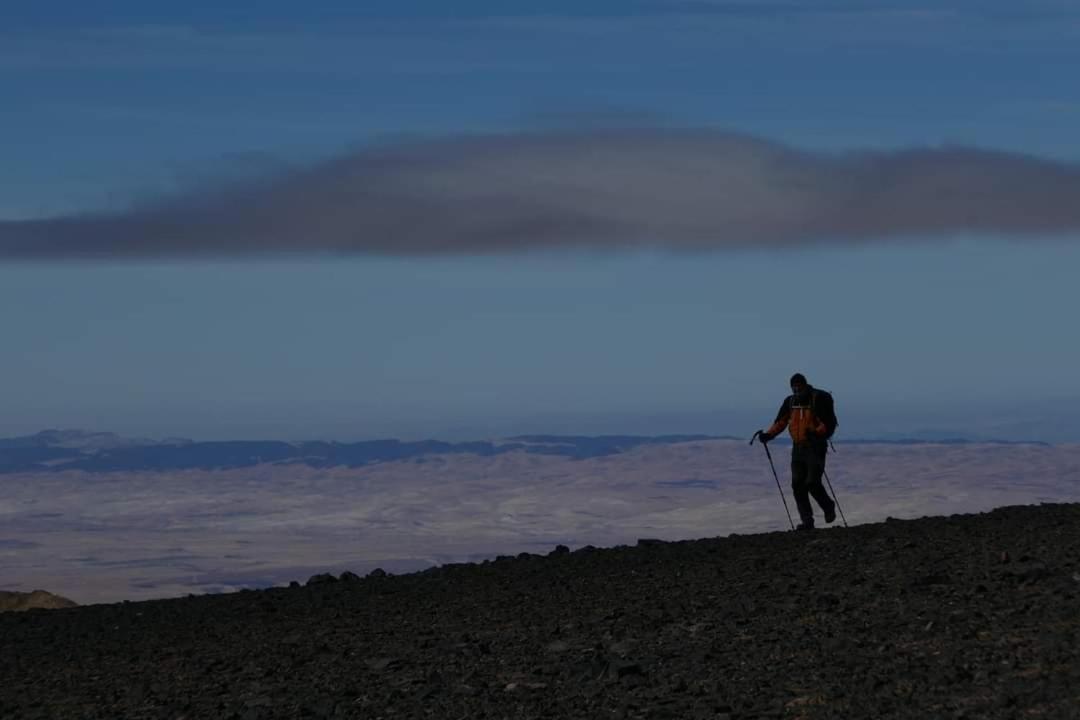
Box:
[811,389,839,440]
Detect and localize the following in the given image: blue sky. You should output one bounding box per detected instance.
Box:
[2,1,1079,440]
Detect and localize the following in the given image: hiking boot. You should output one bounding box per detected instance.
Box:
[824,505,837,524]
[795,521,814,531]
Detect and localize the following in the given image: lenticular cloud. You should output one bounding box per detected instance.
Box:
[2,129,1079,259]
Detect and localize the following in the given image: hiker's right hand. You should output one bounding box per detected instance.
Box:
[758,431,773,443]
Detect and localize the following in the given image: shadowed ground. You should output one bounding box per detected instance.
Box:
[2,503,1079,719]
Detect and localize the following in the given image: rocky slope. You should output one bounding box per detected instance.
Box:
[2,503,1079,719]
[0,590,77,613]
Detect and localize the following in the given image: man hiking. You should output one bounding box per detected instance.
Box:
[757,373,838,530]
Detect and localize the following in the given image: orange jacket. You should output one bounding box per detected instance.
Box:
[765,388,836,444]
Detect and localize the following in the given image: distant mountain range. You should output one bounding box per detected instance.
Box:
[0,429,190,451]
[0,429,1051,474]
[0,430,724,474]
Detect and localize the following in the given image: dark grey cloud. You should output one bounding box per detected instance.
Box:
[2,130,1079,260]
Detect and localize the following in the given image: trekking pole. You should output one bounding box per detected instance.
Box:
[822,469,849,528]
[750,431,795,531]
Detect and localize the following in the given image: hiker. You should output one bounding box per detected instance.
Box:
[757,373,837,530]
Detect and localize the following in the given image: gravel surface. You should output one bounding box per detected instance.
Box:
[3,503,1079,719]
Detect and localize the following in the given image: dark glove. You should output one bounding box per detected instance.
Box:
[758,430,773,444]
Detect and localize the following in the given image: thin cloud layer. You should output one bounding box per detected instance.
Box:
[2,130,1079,259]
[4,440,1080,603]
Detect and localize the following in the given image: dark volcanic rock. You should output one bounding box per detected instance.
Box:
[305,573,337,586]
[3,503,1080,719]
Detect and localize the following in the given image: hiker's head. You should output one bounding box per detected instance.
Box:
[790,373,809,398]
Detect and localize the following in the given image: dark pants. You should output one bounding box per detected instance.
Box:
[791,443,834,525]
